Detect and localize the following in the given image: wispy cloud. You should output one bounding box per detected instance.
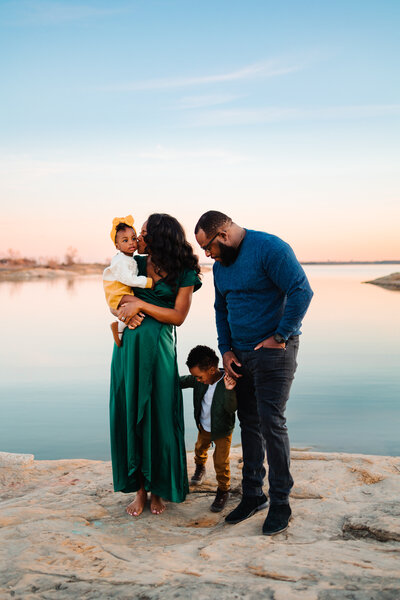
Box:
[0,155,90,181]
[177,94,244,109]
[0,146,249,185]
[189,104,400,127]
[102,60,301,92]
[1,1,130,25]
[133,145,248,164]
[309,105,400,119]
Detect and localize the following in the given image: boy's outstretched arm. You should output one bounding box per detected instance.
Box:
[224,374,236,390]
[179,375,196,389]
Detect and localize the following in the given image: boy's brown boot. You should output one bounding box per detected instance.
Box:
[190,464,206,485]
[210,488,230,512]
[110,322,122,347]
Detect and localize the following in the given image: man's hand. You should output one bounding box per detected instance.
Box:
[254,335,285,350]
[224,374,237,390]
[223,351,242,379]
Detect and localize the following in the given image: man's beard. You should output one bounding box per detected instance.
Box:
[218,241,241,266]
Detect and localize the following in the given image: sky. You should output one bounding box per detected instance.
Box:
[0,0,399,262]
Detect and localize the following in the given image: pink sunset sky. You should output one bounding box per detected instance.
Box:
[0,1,399,263]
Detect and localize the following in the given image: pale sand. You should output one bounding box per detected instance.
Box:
[1,448,399,599]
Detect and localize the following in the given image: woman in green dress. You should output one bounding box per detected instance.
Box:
[110,213,202,517]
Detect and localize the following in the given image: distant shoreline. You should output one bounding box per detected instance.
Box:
[204,261,400,266]
[0,263,106,282]
[0,262,213,282]
[203,261,400,267]
[1,260,399,282]
[301,260,400,265]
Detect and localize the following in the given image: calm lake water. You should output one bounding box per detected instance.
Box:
[0,265,399,459]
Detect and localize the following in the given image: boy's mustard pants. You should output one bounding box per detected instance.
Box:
[194,426,232,491]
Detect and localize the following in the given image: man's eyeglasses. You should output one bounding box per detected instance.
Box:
[201,231,220,252]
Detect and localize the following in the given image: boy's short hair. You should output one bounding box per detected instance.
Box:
[186,345,219,370]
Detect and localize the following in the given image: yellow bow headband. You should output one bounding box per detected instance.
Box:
[110,215,136,245]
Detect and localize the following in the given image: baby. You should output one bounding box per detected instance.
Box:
[103,215,152,346]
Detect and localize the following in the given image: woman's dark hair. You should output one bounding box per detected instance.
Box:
[186,345,219,370]
[145,213,200,288]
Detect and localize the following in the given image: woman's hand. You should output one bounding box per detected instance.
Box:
[111,304,145,329]
[127,313,145,329]
[117,298,143,324]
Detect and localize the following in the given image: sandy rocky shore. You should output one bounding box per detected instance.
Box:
[364,273,400,291]
[0,264,106,282]
[0,263,212,282]
[0,448,399,599]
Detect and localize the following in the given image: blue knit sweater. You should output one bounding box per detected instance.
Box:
[213,229,313,354]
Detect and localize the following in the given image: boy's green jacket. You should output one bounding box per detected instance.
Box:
[179,372,237,441]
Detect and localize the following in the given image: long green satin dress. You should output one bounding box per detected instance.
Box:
[109,255,202,503]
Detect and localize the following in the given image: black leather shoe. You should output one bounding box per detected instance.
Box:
[225,493,268,524]
[262,503,292,535]
[190,464,206,485]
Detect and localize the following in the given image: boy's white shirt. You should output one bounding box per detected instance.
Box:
[103,252,149,288]
[200,375,224,432]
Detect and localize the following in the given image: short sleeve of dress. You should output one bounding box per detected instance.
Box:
[178,269,202,292]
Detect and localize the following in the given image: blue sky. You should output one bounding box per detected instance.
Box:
[0,0,399,261]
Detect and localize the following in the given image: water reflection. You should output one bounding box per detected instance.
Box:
[65,276,77,295]
[0,265,399,459]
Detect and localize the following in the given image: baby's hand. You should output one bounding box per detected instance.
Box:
[224,374,236,390]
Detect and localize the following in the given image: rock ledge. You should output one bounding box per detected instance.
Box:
[1,448,399,599]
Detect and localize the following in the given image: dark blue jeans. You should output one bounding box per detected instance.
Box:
[234,336,299,505]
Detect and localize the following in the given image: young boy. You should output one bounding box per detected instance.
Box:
[103,215,152,347]
[180,345,237,512]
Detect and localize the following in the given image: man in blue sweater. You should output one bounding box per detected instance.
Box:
[195,211,313,535]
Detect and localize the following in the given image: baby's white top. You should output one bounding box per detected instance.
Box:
[103,252,149,288]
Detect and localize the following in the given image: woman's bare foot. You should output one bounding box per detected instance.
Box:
[150,493,166,515]
[126,489,147,517]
